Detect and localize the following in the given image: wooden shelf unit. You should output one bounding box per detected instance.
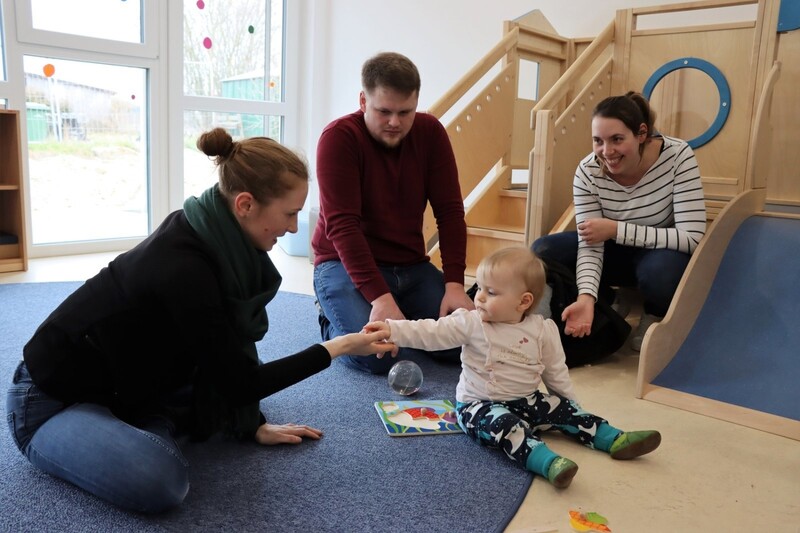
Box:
[0,109,28,273]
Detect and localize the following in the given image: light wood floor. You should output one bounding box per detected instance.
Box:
[2,250,798,532]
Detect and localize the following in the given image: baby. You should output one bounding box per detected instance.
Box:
[366,246,660,488]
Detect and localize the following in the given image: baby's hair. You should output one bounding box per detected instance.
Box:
[196,127,308,205]
[477,246,547,316]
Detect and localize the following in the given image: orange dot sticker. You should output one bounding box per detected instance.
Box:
[43,64,56,77]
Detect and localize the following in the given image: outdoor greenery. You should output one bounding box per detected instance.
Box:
[27,134,139,156]
[183,0,270,98]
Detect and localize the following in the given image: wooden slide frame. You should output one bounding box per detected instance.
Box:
[636,61,800,441]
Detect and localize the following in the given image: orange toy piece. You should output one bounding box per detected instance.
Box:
[404,407,441,420]
[568,510,611,532]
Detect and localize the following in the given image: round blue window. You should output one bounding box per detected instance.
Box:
[642,57,730,149]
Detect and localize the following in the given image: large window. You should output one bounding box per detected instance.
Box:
[24,56,148,244]
[180,0,288,200]
[29,0,143,42]
[12,0,155,251]
[0,0,292,257]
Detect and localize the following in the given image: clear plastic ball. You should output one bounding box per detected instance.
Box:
[387,360,423,396]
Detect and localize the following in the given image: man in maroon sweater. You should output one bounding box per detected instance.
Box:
[311,51,474,374]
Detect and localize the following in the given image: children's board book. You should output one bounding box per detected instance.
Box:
[374,399,463,437]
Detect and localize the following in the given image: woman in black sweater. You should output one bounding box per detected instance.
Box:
[6,128,394,513]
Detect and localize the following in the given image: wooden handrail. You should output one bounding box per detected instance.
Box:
[428,27,519,119]
[529,20,615,128]
[745,60,781,189]
[632,0,757,17]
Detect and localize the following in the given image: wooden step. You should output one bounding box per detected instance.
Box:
[496,189,527,227]
[500,186,527,197]
[467,225,524,238]
[466,186,527,229]
[465,225,526,275]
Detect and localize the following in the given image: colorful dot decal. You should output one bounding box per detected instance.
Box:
[203,37,212,49]
[43,64,55,77]
[196,0,205,9]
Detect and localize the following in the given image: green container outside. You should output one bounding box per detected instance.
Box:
[26,102,51,143]
[221,73,266,138]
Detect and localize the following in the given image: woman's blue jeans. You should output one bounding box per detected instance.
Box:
[313,260,461,374]
[532,231,691,317]
[6,361,190,513]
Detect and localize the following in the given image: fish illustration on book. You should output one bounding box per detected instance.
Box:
[374,399,462,436]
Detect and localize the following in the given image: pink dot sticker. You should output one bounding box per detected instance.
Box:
[197,0,205,9]
[203,37,212,49]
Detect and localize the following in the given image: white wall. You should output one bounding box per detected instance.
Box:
[297,0,757,207]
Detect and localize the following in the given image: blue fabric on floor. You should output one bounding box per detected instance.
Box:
[0,281,532,532]
[652,216,800,421]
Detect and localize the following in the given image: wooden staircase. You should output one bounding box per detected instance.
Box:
[423,10,588,278]
[424,0,796,282]
[463,187,527,278]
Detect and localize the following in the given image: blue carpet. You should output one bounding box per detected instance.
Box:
[652,216,800,421]
[0,282,532,532]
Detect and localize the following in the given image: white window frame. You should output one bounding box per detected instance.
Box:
[14,0,159,59]
[166,0,300,215]
[1,0,300,258]
[5,0,163,257]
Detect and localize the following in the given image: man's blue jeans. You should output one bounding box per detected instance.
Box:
[532,231,691,317]
[6,361,190,513]
[313,260,461,374]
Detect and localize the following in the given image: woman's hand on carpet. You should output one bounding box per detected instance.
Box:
[255,422,323,445]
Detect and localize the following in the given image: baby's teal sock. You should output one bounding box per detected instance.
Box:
[525,442,560,476]
[594,422,623,452]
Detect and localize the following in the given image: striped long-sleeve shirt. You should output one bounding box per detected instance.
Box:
[573,135,706,299]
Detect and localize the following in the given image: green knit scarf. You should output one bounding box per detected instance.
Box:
[183,184,282,439]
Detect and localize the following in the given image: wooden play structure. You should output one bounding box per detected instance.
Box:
[638,59,800,441]
[425,0,799,438]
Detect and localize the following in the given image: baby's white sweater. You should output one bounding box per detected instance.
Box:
[387,308,577,403]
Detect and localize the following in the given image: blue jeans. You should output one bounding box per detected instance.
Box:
[6,361,190,513]
[532,231,691,317]
[313,260,461,374]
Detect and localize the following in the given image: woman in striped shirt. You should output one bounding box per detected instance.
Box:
[532,91,706,351]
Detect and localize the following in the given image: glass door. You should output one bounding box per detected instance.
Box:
[24,56,149,244]
[13,0,158,253]
[180,0,288,200]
